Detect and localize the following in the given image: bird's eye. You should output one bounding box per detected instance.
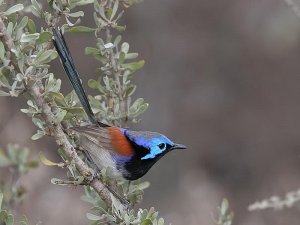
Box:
[158,143,166,150]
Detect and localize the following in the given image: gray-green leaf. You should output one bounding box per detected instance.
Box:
[35,49,58,65]
[110,0,119,20]
[123,60,145,72]
[20,33,39,43]
[27,19,36,34]
[121,42,129,53]
[54,109,67,124]
[68,11,84,18]
[0,90,10,97]
[67,26,95,33]
[3,4,24,16]
[141,219,152,225]
[31,131,44,140]
[70,0,94,8]
[37,31,52,44]
[86,213,103,221]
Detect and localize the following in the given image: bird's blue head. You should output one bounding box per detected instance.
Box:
[114,129,186,180]
[123,129,186,160]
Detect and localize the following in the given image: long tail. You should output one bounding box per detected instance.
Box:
[52,28,97,124]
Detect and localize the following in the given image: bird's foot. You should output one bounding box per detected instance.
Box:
[91,169,102,180]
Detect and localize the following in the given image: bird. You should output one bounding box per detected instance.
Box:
[52,28,186,181]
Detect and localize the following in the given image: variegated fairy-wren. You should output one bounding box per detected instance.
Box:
[53,28,186,181]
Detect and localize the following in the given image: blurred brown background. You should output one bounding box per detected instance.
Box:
[2,0,300,224]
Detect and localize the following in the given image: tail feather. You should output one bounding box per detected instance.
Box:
[52,28,97,124]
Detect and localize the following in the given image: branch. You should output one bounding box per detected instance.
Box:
[28,82,115,203]
[0,16,124,210]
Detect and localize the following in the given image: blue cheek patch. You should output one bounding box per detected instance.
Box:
[141,146,162,160]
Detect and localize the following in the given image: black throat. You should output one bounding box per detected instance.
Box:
[120,137,166,180]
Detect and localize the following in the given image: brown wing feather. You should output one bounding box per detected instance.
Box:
[70,125,115,152]
[70,125,134,156]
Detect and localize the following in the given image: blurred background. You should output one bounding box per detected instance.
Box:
[2,0,300,224]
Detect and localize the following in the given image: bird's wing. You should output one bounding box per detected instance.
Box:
[70,125,133,157]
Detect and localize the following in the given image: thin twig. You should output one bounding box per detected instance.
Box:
[105,0,127,127]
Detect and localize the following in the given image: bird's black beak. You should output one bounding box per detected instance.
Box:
[171,143,187,150]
